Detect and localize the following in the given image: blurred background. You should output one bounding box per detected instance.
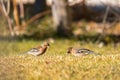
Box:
[1,1,120,79]
[0,0,120,44]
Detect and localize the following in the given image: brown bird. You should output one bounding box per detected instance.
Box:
[26,42,50,56]
[66,47,100,56]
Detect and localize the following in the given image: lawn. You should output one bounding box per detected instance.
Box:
[0,39,120,80]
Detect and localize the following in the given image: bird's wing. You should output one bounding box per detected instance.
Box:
[26,48,42,55]
[76,48,95,54]
[28,48,39,52]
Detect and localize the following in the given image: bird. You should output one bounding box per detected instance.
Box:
[66,47,100,56]
[26,42,50,56]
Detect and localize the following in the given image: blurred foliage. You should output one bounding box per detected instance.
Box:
[0,13,120,45]
[25,16,55,39]
[0,15,56,38]
[0,16,8,36]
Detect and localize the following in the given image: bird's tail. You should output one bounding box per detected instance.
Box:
[17,51,29,56]
[90,51,101,55]
[93,52,101,55]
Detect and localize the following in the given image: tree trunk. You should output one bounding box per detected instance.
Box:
[19,0,25,26]
[13,0,20,35]
[52,0,73,37]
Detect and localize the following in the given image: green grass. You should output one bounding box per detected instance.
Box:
[0,39,120,80]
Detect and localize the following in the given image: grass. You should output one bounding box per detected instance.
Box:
[0,39,120,80]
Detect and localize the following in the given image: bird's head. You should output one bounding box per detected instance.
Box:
[43,42,50,48]
[66,47,73,54]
